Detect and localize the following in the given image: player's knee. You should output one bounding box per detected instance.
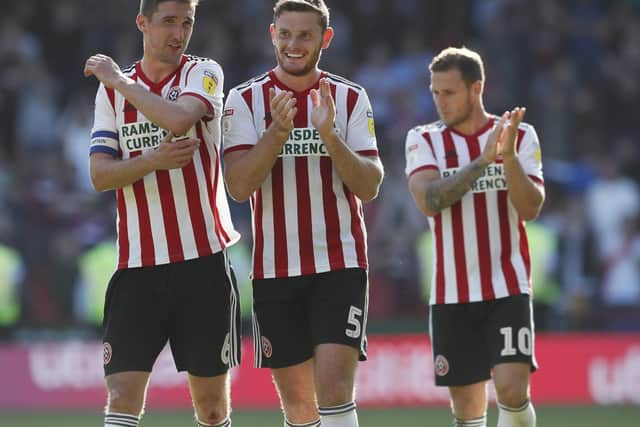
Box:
[193,393,229,425]
[196,404,228,425]
[495,380,529,408]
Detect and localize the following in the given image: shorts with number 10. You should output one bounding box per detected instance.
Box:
[429,294,537,386]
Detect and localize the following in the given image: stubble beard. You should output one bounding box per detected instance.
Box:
[276,45,322,77]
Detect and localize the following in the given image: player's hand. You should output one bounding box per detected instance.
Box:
[83,54,128,89]
[481,112,508,164]
[310,78,336,137]
[147,132,200,170]
[498,107,526,159]
[268,88,297,140]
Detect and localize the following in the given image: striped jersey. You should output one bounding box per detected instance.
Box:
[90,54,239,269]
[405,118,544,305]
[223,70,379,279]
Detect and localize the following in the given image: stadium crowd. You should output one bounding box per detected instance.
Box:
[1,0,639,337]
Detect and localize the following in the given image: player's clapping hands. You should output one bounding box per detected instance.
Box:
[482,107,526,164]
[269,88,297,140]
[497,107,526,159]
[148,132,200,170]
[310,78,336,137]
[83,54,128,89]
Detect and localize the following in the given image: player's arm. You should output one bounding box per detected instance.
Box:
[310,79,383,202]
[84,54,207,135]
[500,108,545,220]
[317,130,384,202]
[90,134,200,192]
[503,157,545,220]
[223,89,297,202]
[407,115,507,217]
[408,157,490,217]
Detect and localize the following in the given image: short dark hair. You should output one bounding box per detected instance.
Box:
[273,0,330,32]
[429,47,485,86]
[139,0,199,18]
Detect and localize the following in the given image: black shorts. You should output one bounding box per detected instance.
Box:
[252,268,368,369]
[429,294,537,386]
[102,251,241,377]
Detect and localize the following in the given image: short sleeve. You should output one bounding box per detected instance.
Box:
[180,60,224,120]
[222,87,260,155]
[346,89,378,156]
[405,128,439,177]
[517,125,544,183]
[90,83,119,158]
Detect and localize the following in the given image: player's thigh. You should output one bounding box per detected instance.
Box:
[310,268,368,360]
[168,251,241,377]
[252,275,313,368]
[102,267,169,376]
[429,302,491,386]
[487,294,537,371]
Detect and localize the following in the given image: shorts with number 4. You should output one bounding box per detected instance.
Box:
[429,294,537,386]
[252,268,368,368]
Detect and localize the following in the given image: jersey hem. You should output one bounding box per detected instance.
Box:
[429,289,531,305]
[251,261,368,280]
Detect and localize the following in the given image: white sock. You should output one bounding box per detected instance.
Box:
[285,418,321,427]
[497,400,536,427]
[104,412,139,427]
[319,401,358,427]
[198,417,231,427]
[454,414,487,426]
[284,418,320,427]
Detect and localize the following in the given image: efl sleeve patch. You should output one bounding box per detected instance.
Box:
[203,70,218,95]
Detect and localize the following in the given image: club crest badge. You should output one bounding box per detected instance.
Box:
[103,342,113,365]
[434,354,449,376]
[167,86,182,101]
[261,336,273,358]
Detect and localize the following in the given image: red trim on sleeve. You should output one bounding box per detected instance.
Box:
[179,92,215,119]
[529,175,544,185]
[356,149,379,157]
[408,165,439,179]
[223,144,254,156]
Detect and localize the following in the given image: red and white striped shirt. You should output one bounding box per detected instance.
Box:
[90,55,239,269]
[223,70,379,279]
[405,118,544,305]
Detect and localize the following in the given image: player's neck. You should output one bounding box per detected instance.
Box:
[273,66,322,92]
[140,55,182,83]
[451,109,491,136]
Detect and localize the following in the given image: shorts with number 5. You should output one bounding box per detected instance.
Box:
[252,268,368,368]
[429,294,537,386]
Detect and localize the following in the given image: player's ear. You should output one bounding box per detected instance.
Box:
[321,27,334,49]
[136,14,146,33]
[270,23,276,46]
[472,80,483,97]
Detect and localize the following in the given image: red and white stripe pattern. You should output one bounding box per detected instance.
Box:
[223,71,378,279]
[405,118,544,305]
[90,55,239,269]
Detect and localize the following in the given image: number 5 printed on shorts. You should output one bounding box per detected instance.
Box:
[345,306,363,338]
